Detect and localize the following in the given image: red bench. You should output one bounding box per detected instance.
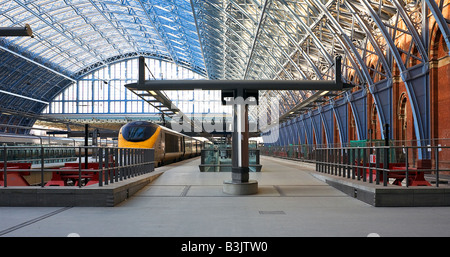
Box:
[360,162,431,186]
[45,163,101,187]
[0,163,31,186]
[390,166,431,186]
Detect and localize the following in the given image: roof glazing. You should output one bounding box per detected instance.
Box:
[0,0,206,78]
[0,0,439,133]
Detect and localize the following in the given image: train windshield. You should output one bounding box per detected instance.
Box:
[121,122,158,142]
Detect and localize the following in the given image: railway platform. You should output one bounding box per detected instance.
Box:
[1,156,450,237]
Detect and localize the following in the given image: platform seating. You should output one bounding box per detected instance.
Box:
[0,163,31,186]
[390,166,431,186]
[45,162,101,187]
[360,162,431,186]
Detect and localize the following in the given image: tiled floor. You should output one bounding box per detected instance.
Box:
[1,156,450,237]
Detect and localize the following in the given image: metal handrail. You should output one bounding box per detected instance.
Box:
[1,146,155,188]
[260,144,450,187]
[316,145,450,187]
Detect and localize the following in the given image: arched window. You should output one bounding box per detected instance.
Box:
[43,58,231,116]
[398,93,408,143]
[370,103,378,141]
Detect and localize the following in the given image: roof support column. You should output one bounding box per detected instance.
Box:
[223,88,258,195]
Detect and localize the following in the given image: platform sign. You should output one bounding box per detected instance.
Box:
[369,154,376,164]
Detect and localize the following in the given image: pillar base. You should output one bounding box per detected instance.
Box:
[232,167,249,182]
[223,180,258,195]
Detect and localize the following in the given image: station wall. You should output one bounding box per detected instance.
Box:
[267,1,450,168]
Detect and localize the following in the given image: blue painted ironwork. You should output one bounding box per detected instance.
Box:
[311,108,323,145]
[332,97,349,147]
[303,112,314,146]
[425,0,450,55]
[359,0,430,158]
[320,104,334,146]
[0,0,447,160]
[348,89,368,141]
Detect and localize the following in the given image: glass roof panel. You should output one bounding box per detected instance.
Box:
[0,0,432,122]
[0,0,207,78]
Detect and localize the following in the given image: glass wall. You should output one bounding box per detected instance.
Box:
[43,58,231,116]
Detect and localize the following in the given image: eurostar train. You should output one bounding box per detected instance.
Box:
[118,121,207,167]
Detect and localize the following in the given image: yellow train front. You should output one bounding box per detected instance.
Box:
[118,121,203,167]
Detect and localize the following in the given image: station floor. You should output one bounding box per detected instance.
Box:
[1,156,450,237]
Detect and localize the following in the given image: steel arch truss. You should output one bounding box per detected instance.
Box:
[260,0,438,160]
[0,0,446,153]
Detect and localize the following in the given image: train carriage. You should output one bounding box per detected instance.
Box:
[118,121,205,167]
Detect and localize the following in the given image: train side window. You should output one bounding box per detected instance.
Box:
[165,133,181,153]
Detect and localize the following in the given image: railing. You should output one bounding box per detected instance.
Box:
[260,144,450,187]
[1,146,154,188]
[259,145,316,162]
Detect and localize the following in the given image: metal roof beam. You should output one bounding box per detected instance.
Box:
[137,0,179,64]
[12,0,106,66]
[280,0,334,66]
[190,0,209,79]
[243,0,270,79]
[86,0,141,53]
[0,45,76,82]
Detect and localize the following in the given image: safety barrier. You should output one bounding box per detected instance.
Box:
[1,146,154,188]
[261,144,450,187]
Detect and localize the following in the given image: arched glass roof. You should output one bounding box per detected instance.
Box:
[0,0,446,133]
[0,0,206,78]
[1,0,415,82]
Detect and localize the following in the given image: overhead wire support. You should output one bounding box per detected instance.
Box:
[128,56,351,91]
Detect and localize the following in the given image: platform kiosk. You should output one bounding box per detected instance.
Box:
[126,56,352,195]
